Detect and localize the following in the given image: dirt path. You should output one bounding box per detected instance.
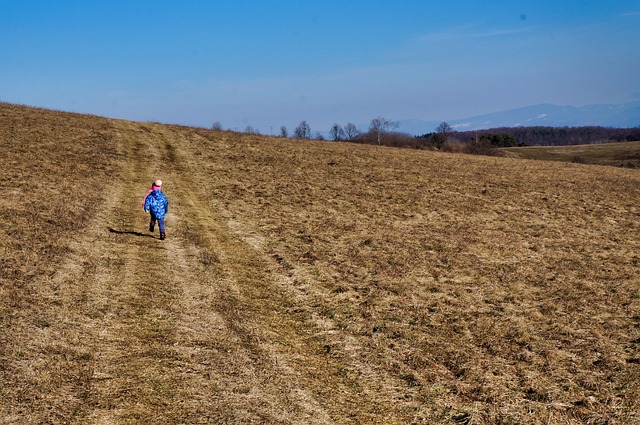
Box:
[46,122,366,424]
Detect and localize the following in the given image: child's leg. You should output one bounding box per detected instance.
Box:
[158,218,166,239]
[149,213,157,232]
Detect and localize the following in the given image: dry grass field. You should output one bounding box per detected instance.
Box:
[1,102,639,424]
[502,141,640,168]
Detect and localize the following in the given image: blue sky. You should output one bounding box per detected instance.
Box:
[1,0,639,133]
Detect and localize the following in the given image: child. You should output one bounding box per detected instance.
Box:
[143,179,169,240]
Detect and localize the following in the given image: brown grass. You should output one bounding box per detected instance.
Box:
[1,102,639,424]
[501,141,640,168]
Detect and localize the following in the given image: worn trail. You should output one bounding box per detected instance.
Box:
[50,122,364,423]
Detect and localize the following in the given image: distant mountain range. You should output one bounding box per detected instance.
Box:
[397,101,640,135]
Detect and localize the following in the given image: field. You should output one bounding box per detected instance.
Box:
[501,141,640,168]
[1,102,639,424]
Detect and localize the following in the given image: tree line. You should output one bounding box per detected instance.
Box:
[212,119,640,150]
[213,116,415,146]
[421,125,640,147]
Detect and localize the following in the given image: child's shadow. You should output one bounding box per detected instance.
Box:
[107,227,157,239]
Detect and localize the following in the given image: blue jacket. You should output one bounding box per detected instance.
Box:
[144,189,169,219]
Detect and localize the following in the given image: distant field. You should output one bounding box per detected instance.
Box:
[1,102,639,424]
[501,141,640,168]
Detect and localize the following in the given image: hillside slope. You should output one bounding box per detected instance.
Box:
[1,103,639,424]
[501,141,640,168]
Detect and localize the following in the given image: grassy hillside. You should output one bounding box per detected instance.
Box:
[1,103,639,424]
[501,141,640,168]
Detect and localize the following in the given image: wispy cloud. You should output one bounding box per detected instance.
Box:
[617,11,640,17]
[416,25,533,43]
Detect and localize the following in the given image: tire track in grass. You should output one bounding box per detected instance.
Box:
[60,121,228,423]
[152,127,336,423]
[74,122,192,423]
[62,120,371,423]
[72,122,339,423]
[152,126,374,423]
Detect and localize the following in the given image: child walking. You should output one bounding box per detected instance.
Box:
[143,179,169,240]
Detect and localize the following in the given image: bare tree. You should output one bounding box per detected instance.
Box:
[211,121,223,131]
[369,116,399,145]
[329,123,345,141]
[293,120,311,139]
[344,122,360,140]
[280,126,288,138]
[244,125,260,135]
[434,121,453,149]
